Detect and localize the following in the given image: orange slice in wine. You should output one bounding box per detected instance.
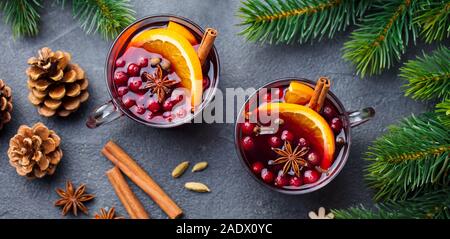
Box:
[167,21,198,45]
[285,81,315,105]
[130,29,203,108]
[258,103,335,169]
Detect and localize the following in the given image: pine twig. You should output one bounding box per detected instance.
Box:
[401,46,450,101]
[238,0,372,44]
[0,0,42,37]
[343,0,422,77]
[436,98,450,128]
[415,0,450,43]
[69,0,136,40]
[365,112,450,201]
[333,190,450,219]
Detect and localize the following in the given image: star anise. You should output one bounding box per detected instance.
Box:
[271,140,309,177]
[141,66,177,102]
[94,207,124,219]
[54,180,95,216]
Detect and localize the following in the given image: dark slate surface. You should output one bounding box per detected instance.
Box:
[0,0,436,219]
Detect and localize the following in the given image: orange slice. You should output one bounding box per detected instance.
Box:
[167,21,198,45]
[285,81,314,105]
[258,103,335,169]
[130,29,203,108]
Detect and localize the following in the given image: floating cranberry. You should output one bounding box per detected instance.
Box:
[115,58,126,67]
[274,174,289,188]
[136,106,146,115]
[241,122,256,135]
[127,63,140,76]
[241,136,255,151]
[137,57,148,67]
[146,112,154,120]
[297,137,309,148]
[163,100,174,112]
[269,136,282,148]
[307,151,321,166]
[303,170,320,184]
[281,130,294,142]
[147,100,160,113]
[322,105,336,120]
[203,76,210,90]
[117,86,128,97]
[176,108,187,118]
[289,176,303,187]
[330,117,343,133]
[251,162,264,174]
[114,71,128,85]
[122,96,135,108]
[128,77,142,92]
[261,169,274,183]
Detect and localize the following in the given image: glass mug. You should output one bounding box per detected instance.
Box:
[86,15,220,128]
[234,78,375,194]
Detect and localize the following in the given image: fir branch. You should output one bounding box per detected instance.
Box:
[0,0,42,37]
[436,98,450,128]
[333,190,450,219]
[415,0,450,43]
[70,0,136,40]
[365,112,450,201]
[401,46,450,101]
[238,0,372,44]
[343,0,421,77]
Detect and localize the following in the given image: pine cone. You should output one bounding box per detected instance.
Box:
[0,79,13,130]
[26,47,89,117]
[8,122,63,179]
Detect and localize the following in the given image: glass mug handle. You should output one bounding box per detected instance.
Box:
[347,107,375,128]
[86,101,123,128]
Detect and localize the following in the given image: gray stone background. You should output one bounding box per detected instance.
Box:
[0,0,438,219]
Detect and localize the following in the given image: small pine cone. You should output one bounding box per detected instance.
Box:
[0,79,13,130]
[26,47,89,117]
[8,122,63,179]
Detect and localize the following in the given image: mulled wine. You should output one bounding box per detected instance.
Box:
[236,79,348,192]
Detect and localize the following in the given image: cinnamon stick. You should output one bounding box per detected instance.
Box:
[102,141,183,219]
[197,28,218,65]
[308,77,330,112]
[106,166,150,219]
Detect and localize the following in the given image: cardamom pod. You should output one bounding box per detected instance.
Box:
[192,162,208,172]
[171,161,189,178]
[184,182,210,193]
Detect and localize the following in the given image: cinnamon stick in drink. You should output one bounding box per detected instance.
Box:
[308,77,330,112]
[106,166,150,219]
[102,141,183,219]
[197,28,218,65]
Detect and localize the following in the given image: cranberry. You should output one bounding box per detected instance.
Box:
[114,71,128,85]
[137,57,148,67]
[176,94,184,103]
[127,63,140,76]
[331,117,343,133]
[117,86,128,97]
[303,170,320,184]
[241,122,256,135]
[146,112,154,120]
[269,136,282,148]
[241,136,255,151]
[176,108,187,118]
[251,162,264,174]
[297,137,309,148]
[122,96,135,108]
[307,151,321,166]
[147,100,160,113]
[289,176,303,187]
[115,58,126,67]
[261,169,274,183]
[281,130,294,142]
[322,105,336,120]
[163,100,174,112]
[136,106,146,115]
[203,76,210,90]
[128,77,142,92]
[274,174,289,188]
